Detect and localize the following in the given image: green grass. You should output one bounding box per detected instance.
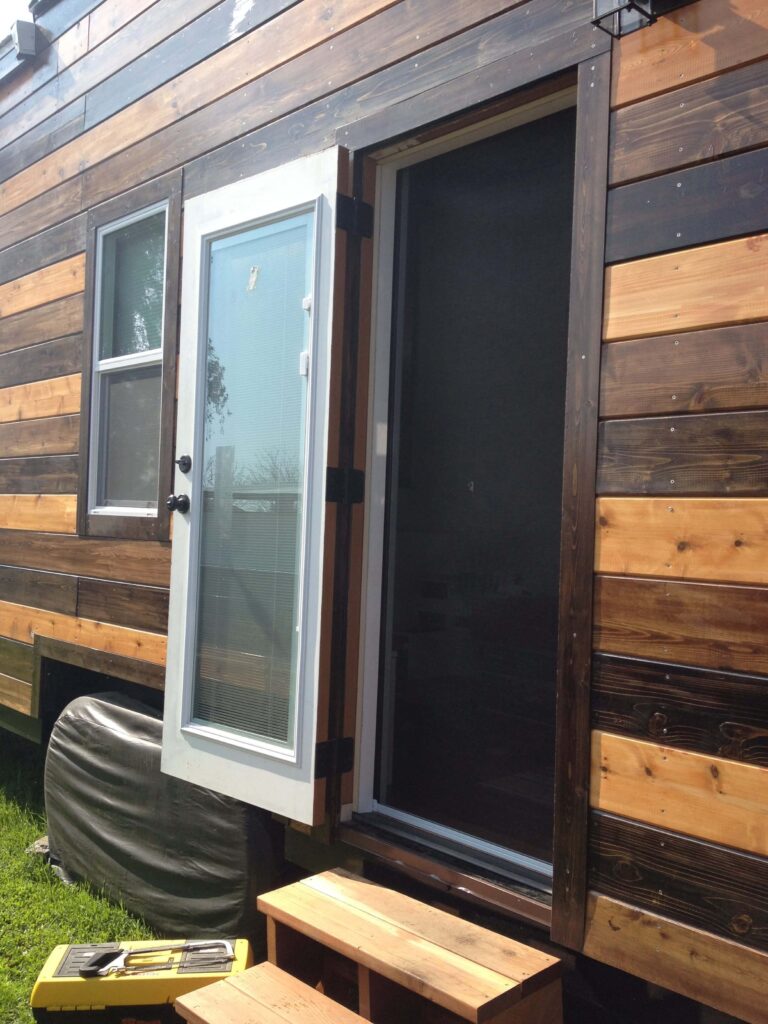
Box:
[0,733,154,1024]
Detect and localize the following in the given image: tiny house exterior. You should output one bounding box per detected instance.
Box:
[1,0,767,1018]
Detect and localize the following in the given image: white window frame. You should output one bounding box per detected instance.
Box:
[88,201,169,518]
[162,148,342,825]
[352,90,576,883]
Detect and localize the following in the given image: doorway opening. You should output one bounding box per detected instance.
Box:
[357,91,577,889]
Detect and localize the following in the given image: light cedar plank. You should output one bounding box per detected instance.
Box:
[0,0,404,214]
[0,295,84,354]
[0,416,79,458]
[0,374,81,423]
[0,0,221,151]
[596,497,768,586]
[583,893,768,1024]
[604,235,768,341]
[0,673,32,715]
[0,598,166,665]
[0,494,76,533]
[0,256,85,318]
[258,883,522,1020]
[612,0,768,109]
[593,575,768,676]
[301,870,559,991]
[591,731,768,855]
[230,962,367,1023]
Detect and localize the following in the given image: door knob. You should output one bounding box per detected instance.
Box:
[166,493,190,513]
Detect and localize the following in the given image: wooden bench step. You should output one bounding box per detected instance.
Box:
[258,869,561,1023]
[175,960,366,1024]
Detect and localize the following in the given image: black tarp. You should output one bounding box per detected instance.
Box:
[45,693,283,939]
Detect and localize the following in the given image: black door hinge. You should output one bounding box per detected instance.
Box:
[326,466,364,505]
[315,736,355,780]
[336,194,373,238]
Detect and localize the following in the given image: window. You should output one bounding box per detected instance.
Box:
[79,173,181,539]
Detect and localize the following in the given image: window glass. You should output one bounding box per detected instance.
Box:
[191,212,313,747]
[96,364,162,508]
[98,211,166,359]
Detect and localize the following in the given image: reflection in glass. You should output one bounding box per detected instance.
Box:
[96,365,162,508]
[192,212,313,747]
[99,211,166,359]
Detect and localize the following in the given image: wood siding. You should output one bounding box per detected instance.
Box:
[588,7,768,1016]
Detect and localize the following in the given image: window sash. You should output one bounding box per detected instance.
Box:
[88,202,169,518]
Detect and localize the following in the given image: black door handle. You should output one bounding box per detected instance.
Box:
[166,494,190,513]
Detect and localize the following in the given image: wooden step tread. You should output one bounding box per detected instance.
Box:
[258,869,560,1023]
[175,961,365,1024]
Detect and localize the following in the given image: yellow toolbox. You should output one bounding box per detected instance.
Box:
[30,937,252,1023]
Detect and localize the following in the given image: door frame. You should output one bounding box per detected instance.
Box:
[338,52,611,949]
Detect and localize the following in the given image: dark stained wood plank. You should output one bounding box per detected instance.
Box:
[0,177,83,255]
[589,811,768,953]
[0,636,34,683]
[594,575,768,676]
[0,531,171,587]
[592,653,768,765]
[0,415,80,457]
[610,58,768,186]
[0,100,86,186]
[606,147,768,263]
[0,455,78,494]
[76,578,169,634]
[0,565,77,615]
[0,295,83,354]
[0,217,86,286]
[599,322,768,419]
[551,53,610,952]
[0,335,82,388]
[597,411,768,495]
[34,636,165,702]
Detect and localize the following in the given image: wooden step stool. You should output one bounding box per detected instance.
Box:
[176,868,562,1023]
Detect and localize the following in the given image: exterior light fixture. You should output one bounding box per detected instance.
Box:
[592,0,694,36]
[11,20,38,60]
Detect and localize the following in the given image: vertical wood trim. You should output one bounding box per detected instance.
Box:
[551,51,611,951]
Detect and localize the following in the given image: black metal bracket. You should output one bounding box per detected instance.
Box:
[336,194,374,238]
[326,467,364,505]
[315,737,355,780]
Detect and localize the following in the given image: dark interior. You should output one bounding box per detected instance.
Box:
[375,105,577,865]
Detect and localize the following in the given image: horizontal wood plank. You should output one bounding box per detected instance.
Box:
[604,234,768,341]
[592,653,768,765]
[35,635,166,692]
[0,673,33,715]
[0,336,82,389]
[606,146,768,264]
[0,217,86,287]
[597,412,768,496]
[610,58,768,185]
[0,256,85,318]
[596,498,768,585]
[593,574,768,675]
[0,415,80,457]
[0,564,76,615]
[0,374,81,424]
[0,531,170,587]
[0,494,76,534]
[0,295,84,355]
[0,598,166,665]
[591,729,768,855]
[589,810,768,951]
[583,893,768,1024]
[599,322,768,418]
[76,578,169,634]
[0,455,78,494]
[611,0,768,108]
[0,635,35,682]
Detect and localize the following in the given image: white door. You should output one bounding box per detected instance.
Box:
[162,148,349,825]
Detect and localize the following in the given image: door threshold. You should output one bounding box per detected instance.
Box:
[339,813,552,930]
